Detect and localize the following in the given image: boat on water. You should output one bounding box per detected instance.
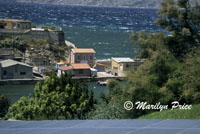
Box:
[97,80,108,86]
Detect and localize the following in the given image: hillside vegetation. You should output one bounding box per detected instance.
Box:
[15,0,200,8]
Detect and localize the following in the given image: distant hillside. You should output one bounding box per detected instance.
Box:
[14,0,164,8]
[14,0,200,8]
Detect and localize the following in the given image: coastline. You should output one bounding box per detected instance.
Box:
[15,1,161,9]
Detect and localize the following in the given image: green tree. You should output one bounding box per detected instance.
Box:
[156,0,200,57]
[124,0,200,119]
[6,74,95,120]
[0,94,10,119]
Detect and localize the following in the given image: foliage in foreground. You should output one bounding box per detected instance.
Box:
[87,79,128,119]
[6,74,95,120]
[0,94,10,119]
[139,104,200,119]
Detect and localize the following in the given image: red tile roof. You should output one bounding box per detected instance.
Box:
[71,63,91,69]
[72,48,95,53]
[59,66,72,71]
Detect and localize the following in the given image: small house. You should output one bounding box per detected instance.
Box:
[111,57,136,76]
[71,63,91,77]
[58,63,91,77]
[0,59,33,79]
[57,66,73,77]
[69,48,96,67]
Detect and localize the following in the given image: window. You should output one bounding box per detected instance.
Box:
[77,54,80,61]
[3,71,7,75]
[3,23,7,27]
[20,72,26,75]
[0,23,7,29]
[83,55,86,60]
[15,65,18,72]
[113,67,118,70]
[126,64,130,68]
[12,23,17,29]
[89,54,93,60]
[79,69,84,74]
[17,24,20,28]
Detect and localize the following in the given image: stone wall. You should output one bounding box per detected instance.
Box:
[0,29,65,45]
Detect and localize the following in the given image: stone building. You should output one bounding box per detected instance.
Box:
[0,19,31,30]
[0,59,33,79]
[0,19,65,45]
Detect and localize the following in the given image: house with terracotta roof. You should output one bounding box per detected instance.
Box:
[57,66,73,77]
[71,63,91,77]
[58,63,91,77]
[56,59,69,71]
[69,48,96,67]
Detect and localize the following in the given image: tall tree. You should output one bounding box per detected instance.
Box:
[156,0,200,57]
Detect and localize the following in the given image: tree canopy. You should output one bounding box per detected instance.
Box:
[6,74,95,120]
[156,0,200,57]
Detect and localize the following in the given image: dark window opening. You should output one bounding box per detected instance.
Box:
[20,72,26,75]
[0,23,6,29]
[90,55,93,60]
[3,71,7,75]
[77,55,80,61]
[126,64,130,68]
[79,69,84,74]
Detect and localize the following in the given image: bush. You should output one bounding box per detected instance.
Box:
[0,94,10,119]
[6,74,95,120]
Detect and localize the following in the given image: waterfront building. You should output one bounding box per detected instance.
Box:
[69,48,96,67]
[0,19,32,30]
[111,57,143,76]
[0,59,33,79]
[58,63,91,77]
[71,63,91,77]
[57,66,73,77]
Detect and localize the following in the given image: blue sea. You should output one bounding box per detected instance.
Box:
[0,2,162,59]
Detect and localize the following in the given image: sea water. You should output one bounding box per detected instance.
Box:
[0,2,161,60]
